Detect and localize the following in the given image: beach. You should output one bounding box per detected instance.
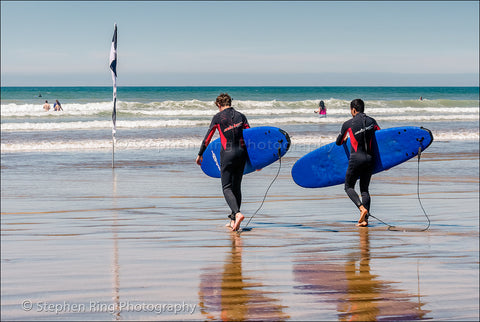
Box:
[1,86,479,320]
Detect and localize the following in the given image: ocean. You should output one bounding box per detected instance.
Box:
[1,86,479,320]
[1,86,478,152]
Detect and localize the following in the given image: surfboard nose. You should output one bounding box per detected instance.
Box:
[419,126,434,150]
[279,128,291,152]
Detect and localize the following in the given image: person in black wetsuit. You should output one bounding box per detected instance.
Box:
[336,99,380,227]
[196,93,250,231]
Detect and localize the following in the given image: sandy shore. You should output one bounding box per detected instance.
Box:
[1,143,479,320]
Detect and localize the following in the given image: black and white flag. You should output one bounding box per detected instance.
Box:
[110,23,117,140]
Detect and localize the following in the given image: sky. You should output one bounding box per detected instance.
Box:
[1,1,479,86]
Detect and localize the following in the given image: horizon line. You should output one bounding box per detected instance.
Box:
[2,85,479,88]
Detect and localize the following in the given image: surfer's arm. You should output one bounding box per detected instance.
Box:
[198,120,219,156]
[371,117,380,131]
[336,124,349,146]
[335,134,343,146]
[243,115,250,129]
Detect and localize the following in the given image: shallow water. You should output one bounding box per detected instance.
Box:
[1,142,478,321]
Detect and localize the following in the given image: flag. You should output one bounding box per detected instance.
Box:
[110,23,117,140]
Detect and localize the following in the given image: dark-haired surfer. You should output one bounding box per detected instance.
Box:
[43,100,50,111]
[315,100,327,117]
[336,99,380,227]
[196,93,250,231]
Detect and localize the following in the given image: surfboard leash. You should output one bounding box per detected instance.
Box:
[368,213,395,229]
[373,145,431,232]
[414,145,431,231]
[241,147,283,232]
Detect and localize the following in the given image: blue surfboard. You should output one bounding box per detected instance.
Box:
[201,126,291,178]
[291,126,433,188]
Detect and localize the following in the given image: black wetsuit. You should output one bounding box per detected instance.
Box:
[199,108,250,218]
[336,113,380,211]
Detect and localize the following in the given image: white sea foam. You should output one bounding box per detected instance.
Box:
[1,119,210,131]
[1,99,478,118]
[2,112,478,132]
[1,138,201,152]
[1,97,478,152]
[1,130,478,153]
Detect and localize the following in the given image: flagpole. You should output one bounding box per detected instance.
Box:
[110,23,117,169]
[112,139,115,168]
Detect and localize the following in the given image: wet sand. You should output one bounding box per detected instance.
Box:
[1,144,479,321]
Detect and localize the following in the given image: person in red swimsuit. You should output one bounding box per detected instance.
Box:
[196,93,250,231]
[336,99,380,227]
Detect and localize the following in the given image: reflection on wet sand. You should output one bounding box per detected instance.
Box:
[198,233,289,321]
[294,229,430,321]
[112,171,121,320]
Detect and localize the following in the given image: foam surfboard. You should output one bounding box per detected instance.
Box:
[201,126,291,178]
[292,126,433,188]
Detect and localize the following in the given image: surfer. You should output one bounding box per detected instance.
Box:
[315,100,327,117]
[53,100,63,111]
[336,99,380,227]
[43,100,51,111]
[196,93,250,231]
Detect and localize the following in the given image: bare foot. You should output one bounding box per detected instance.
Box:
[225,220,235,229]
[231,212,244,231]
[356,220,368,227]
[356,206,369,227]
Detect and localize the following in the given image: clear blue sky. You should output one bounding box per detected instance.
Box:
[1,1,479,86]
